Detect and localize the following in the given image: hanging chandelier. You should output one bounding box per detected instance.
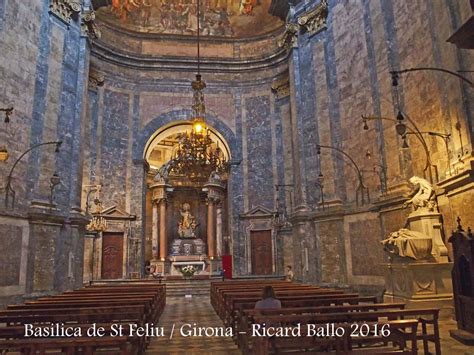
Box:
[159,0,228,181]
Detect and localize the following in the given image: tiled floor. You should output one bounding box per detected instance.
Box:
[147,296,474,354]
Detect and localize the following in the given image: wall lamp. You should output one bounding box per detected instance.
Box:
[362,114,440,183]
[314,172,325,210]
[4,141,62,209]
[316,144,369,206]
[365,150,388,195]
[274,184,294,228]
[0,107,13,123]
[0,107,14,162]
[390,67,474,88]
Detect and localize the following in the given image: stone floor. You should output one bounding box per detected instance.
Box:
[146,296,241,355]
[147,296,474,354]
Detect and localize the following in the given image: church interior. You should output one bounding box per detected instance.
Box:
[0,0,474,353]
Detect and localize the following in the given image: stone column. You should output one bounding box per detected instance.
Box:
[150,179,172,265]
[216,204,222,257]
[207,199,215,259]
[159,199,167,261]
[152,202,159,260]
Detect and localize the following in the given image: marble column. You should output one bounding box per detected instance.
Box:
[216,204,222,257]
[159,199,167,261]
[207,199,215,259]
[152,202,159,260]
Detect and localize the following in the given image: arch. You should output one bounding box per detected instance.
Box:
[133,108,240,162]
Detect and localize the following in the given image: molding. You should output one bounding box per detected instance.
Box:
[240,205,275,220]
[88,68,105,91]
[297,0,329,36]
[81,9,101,40]
[49,0,81,25]
[271,75,290,99]
[437,159,474,198]
[91,40,289,73]
[96,18,286,44]
[278,23,300,51]
[278,0,329,52]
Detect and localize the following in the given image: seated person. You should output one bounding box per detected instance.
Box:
[255,286,281,309]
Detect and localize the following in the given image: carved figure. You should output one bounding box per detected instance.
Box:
[178,203,198,238]
[403,176,437,212]
[381,228,432,260]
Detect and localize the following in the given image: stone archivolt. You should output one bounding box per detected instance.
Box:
[49,0,81,24]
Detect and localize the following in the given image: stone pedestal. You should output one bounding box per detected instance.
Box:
[170,238,206,256]
[407,211,448,262]
[382,261,453,318]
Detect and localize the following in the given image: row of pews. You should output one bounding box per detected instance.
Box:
[211,280,441,354]
[0,283,166,354]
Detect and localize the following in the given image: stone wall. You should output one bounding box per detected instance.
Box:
[286,0,474,291]
[0,0,90,306]
[83,37,289,275]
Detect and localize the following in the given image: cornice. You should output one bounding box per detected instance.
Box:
[91,40,290,73]
[96,18,286,44]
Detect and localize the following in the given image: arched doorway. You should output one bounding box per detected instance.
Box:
[143,121,231,277]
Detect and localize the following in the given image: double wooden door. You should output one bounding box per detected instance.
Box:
[250,230,273,275]
[101,233,124,279]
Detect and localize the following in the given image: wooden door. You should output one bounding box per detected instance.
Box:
[250,230,273,275]
[101,233,124,279]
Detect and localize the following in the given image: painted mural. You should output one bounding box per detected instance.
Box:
[96,0,283,37]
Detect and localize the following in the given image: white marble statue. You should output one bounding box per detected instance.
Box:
[402,176,437,212]
[381,228,432,260]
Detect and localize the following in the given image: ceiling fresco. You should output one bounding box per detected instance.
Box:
[95,0,284,38]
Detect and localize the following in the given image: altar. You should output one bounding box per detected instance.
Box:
[170,260,207,276]
[148,173,226,277]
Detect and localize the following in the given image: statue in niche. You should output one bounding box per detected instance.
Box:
[178,202,198,239]
[402,176,437,212]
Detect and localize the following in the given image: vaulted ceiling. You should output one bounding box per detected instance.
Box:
[92,0,287,38]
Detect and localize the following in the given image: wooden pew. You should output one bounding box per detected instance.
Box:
[237,303,406,348]
[250,319,419,355]
[248,308,440,355]
[0,283,166,354]
[0,336,138,354]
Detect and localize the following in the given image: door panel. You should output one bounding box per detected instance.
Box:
[101,233,124,279]
[251,230,272,275]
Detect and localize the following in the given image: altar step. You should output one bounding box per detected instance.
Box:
[165,279,212,297]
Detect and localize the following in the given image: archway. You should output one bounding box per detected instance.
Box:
[143,121,232,278]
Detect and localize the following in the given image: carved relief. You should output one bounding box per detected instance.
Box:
[278,23,300,50]
[271,76,290,99]
[49,0,82,24]
[297,0,329,36]
[81,9,101,40]
[88,69,105,91]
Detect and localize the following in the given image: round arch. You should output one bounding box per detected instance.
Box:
[133,109,239,163]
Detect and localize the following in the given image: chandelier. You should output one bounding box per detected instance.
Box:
[158,0,228,181]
